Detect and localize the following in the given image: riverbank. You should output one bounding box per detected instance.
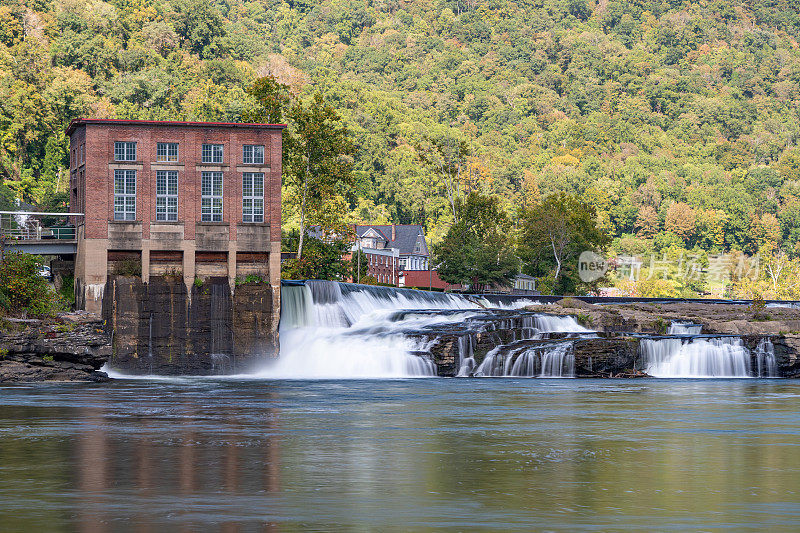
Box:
[0,312,111,382]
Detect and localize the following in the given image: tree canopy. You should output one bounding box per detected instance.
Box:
[434,191,518,288]
[3,0,800,294]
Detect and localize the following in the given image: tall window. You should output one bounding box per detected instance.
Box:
[156,170,178,221]
[201,171,223,221]
[157,142,179,162]
[114,169,136,220]
[242,173,264,223]
[243,145,264,164]
[201,143,223,163]
[80,144,84,164]
[114,141,136,161]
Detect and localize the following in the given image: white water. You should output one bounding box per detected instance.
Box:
[258,282,586,379]
[256,282,485,379]
[755,338,777,378]
[459,315,589,377]
[472,341,576,377]
[668,321,703,335]
[642,337,754,377]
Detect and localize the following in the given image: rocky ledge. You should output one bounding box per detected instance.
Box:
[0,312,112,382]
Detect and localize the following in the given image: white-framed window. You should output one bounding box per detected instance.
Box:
[202,143,223,163]
[156,170,178,221]
[114,169,136,220]
[114,141,136,161]
[243,145,264,164]
[242,172,264,223]
[201,171,223,222]
[157,142,179,162]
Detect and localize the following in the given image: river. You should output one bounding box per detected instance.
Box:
[2,378,799,530]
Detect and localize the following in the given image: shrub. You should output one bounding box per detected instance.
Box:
[114,258,142,277]
[59,274,75,306]
[0,252,63,317]
[235,274,263,285]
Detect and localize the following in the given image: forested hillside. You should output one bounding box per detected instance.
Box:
[3,0,800,267]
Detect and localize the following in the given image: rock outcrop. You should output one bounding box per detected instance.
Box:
[0,312,111,382]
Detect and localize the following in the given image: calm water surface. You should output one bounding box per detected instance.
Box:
[1,378,799,531]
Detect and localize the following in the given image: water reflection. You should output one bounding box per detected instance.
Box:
[1,380,800,530]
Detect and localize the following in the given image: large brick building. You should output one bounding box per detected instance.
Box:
[67,119,284,312]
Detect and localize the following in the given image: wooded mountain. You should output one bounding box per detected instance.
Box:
[2,0,800,259]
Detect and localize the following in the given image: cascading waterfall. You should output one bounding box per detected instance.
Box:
[642,337,752,377]
[261,281,573,379]
[668,321,703,335]
[755,338,777,378]
[259,282,488,378]
[463,315,589,378]
[471,341,576,377]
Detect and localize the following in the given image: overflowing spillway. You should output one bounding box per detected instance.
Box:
[257,281,584,379]
[262,283,780,379]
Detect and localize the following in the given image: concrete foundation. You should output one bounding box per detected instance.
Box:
[103,275,277,375]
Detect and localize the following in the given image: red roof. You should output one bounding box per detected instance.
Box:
[66,118,286,136]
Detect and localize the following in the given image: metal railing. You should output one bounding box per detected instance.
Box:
[0,211,82,242]
[0,226,76,240]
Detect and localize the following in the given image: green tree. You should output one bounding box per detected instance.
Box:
[0,252,62,317]
[285,93,355,259]
[518,193,611,294]
[170,0,226,58]
[281,231,352,281]
[433,191,519,289]
[244,76,293,125]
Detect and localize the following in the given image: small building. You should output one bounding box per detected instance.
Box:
[353,224,430,285]
[512,274,537,294]
[66,118,284,312]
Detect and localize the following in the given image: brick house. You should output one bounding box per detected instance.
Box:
[66,119,284,312]
[353,224,438,286]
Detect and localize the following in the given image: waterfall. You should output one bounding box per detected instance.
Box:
[472,341,576,377]
[264,281,585,379]
[261,281,488,379]
[668,321,703,335]
[279,284,314,330]
[755,338,777,378]
[642,337,752,377]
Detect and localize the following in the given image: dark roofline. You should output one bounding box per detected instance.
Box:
[66,118,287,136]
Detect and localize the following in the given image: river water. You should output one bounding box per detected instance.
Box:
[2,378,800,531]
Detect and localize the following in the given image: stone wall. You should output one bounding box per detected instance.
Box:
[103,275,277,375]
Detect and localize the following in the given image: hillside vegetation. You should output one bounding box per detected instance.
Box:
[2,0,800,294]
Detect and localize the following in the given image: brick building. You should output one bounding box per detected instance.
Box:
[354,224,440,286]
[67,119,284,312]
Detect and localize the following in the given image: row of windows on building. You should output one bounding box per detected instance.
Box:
[112,142,266,165]
[113,170,264,223]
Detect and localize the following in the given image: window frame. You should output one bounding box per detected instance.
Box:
[113,169,137,221]
[201,143,224,164]
[157,142,179,162]
[114,141,137,162]
[242,172,264,223]
[201,171,223,222]
[155,170,179,222]
[243,145,265,165]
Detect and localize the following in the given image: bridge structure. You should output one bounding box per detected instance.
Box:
[0,211,83,256]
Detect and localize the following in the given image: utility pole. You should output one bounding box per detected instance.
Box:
[357,238,361,283]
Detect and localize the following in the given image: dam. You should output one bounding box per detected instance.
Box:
[101,278,793,378]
